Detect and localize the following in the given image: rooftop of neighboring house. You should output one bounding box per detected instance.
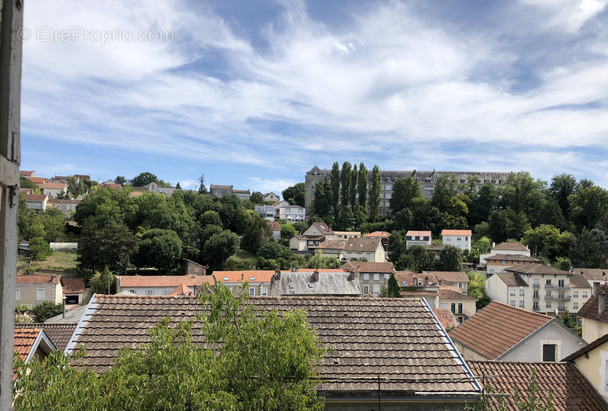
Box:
[17,275,61,284]
[14,323,76,351]
[577,284,608,323]
[22,194,47,202]
[266,221,281,231]
[439,288,477,302]
[98,182,121,190]
[424,271,469,284]
[468,361,608,410]
[394,271,440,287]
[14,328,56,363]
[314,239,346,250]
[344,237,382,253]
[270,270,360,296]
[117,274,208,288]
[42,182,66,189]
[406,230,431,237]
[204,270,277,285]
[341,261,395,273]
[572,267,608,281]
[441,229,472,236]
[448,301,553,360]
[28,176,46,184]
[61,277,86,294]
[363,231,391,238]
[333,230,361,237]
[47,198,80,204]
[485,254,540,262]
[67,294,480,397]
[433,308,458,329]
[44,304,89,325]
[209,184,233,189]
[505,263,571,276]
[492,241,529,251]
[20,170,35,176]
[310,221,334,235]
[233,189,250,194]
[495,272,529,287]
[568,274,591,288]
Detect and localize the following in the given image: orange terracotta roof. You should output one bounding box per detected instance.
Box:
[17,275,61,284]
[14,328,40,362]
[99,183,121,190]
[266,221,281,231]
[42,182,66,189]
[169,283,192,296]
[441,230,472,236]
[23,194,47,201]
[433,308,458,329]
[492,242,529,251]
[448,301,552,360]
[406,230,431,237]
[364,231,391,238]
[118,275,208,288]
[28,177,46,184]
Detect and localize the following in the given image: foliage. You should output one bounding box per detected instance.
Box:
[559,309,582,336]
[130,172,159,187]
[307,251,340,269]
[32,301,63,323]
[20,176,39,190]
[330,162,341,222]
[14,284,326,411]
[77,220,139,273]
[311,181,333,221]
[369,165,382,222]
[135,229,183,273]
[28,237,53,260]
[250,191,264,204]
[241,213,272,254]
[390,177,421,215]
[202,230,240,271]
[282,183,305,206]
[357,163,368,209]
[436,245,463,272]
[467,271,491,309]
[489,207,530,243]
[89,267,116,294]
[402,245,435,273]
[385,273,402,298]
[553,257,571,272]
[522,224,572,261]
[340,162,352,209]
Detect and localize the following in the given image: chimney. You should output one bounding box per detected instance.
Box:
[348,271,355,281]
[593,282,601,297]
[51,276,56,282]
[313,270,320,282]
[273,268,281,281]
[599,291,606,317]
[241,273,244,281]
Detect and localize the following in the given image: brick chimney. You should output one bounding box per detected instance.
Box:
[599,291,606,318]
[593,282,600,297]
[241,273,244,281]
[313,270,320,282]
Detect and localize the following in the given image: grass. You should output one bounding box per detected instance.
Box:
[18,252,78,273]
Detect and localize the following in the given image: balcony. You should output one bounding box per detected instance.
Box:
[545,284,570,290]
[545,295,571,301]
[532,294,540,300]
[533,306,541,311]
[558,306,566,311]
[533,284,540,289]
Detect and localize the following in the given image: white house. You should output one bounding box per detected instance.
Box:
[406,230,432,249]
[23,194,48,210]
[276,205,306,221]
[441,229,472,251]
[480,241,531,265]
[41,182,67,198]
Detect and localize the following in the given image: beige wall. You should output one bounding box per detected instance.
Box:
[360,273,391,296]
[440,299,476,322]
[15,282,62,308]
[572,340,608,401]
[452,342,489,361]
[581,318,608,343]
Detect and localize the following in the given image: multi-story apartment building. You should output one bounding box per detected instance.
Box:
[304,166,514,216]
[486,264,591,315]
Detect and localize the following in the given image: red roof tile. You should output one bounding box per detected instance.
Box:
[492,242,529,251]
[14,328,40,361]
[441,230,472,236]
[17,275,61,284]
[118,275,208,288]
[577,285,608,323]
[61,277,85,294]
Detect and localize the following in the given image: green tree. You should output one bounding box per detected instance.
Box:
[385,273,401,298]
[489,208,530,243]
[89,267,116,294]
[522,224,571,261]
[282,183,305,206]
[203,230,240,270]
[559,309,581,336]
[250,191,264,204]
[18,194,44,240]
[312,182,333,222]
[369,165,381,222]
[28,237,53,260]
[20,176,39,191]
[404,245,435,273]
[468,183,496,227]
[241,213,272,254]
[357,163,368,210]
[198,174,208,194]
[39,207,66,243]
[390,177,421,215]
[77,220,139,273]
[435,245,463,271]
[467,271,491,309]
[550,173,576,219]
[340,162,352,208]
[135,229,183,273]
[130,172,158,187]
[115,176,127,186]
[32,301,63,322]
[349,164,358,207]
[431,175,458,212]
[570,228,608,268]
[569,183,608,230]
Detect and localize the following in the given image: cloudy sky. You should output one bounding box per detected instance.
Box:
[20,0,608,194]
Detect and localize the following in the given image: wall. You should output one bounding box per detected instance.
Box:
[15,282,62,308]
[571,340,608,401]
[581,317,608,343]
[485,274,508,303]
[452,341,491,361]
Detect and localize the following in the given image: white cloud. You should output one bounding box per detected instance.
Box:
[519,0,608,32]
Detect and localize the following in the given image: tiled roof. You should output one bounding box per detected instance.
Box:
[44,304,88,324]
[441,230,472,236]
[266,221,281,231]
[169,283,192,296]
[344,237,381,253]
[572,268,608,281]
[98,183,121,190]
[15,323,76,350]
[492,242,529,251]
[424,244,446,251]
[42,182,66,189]
[233,189,250,194]
[311,221,334,235]
[568,274,591,288]
[28,177,46,184]
[314,240,346,250]
[47,198,80,204]
[69,295,481,395]
[17,275,61,284]
[118,275,208,288]
[341,261,394,273]
[23,194,47,201]
[406,230,431,237]
[14,328,41,361]
[495,272,529,287]
[577,285,608,323]
[439,288,477,302]
[204,270,277,284]
[468,361,608,410]
[448,301,552,360]
[485,254,539,262]
[61,277,85,293]
[270,271,360,296]
[433,308,458,329]
[424,271,469,284]
[364,231,391,238]
[505,263,570,276]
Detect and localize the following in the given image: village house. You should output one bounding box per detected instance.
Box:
[342,261,395,296]
[313,239,346,260]
[479,241,531,265]
[449,301,587,362]
[254,204,276,220]
[484,254,539,275]
[573,268,608,286]
[209,184,233,197]
[22,193,47,211]
[577,283,608,343]
[425,271,470,293]
[65,294,482,409]
[341,237,386,263]
[395,271,441,307]
[289,221,336,254]
[563,333,608,404]
[266,221,281,241]
[232,189,251,201]
[200,270,276,297]
[15,275,63,309]
[439,287,477,323]
[405,230,432,249]
[132,181,178,196]
[268,270,361,297]
[275,204,306,221]
[363,231,391,249]
[441,229,472,251]
[116,274,209,296]
[263,192,279,203]
[41,181,67,198]
[47,198,79,217]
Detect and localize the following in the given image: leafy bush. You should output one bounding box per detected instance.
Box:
[32,301,63,322]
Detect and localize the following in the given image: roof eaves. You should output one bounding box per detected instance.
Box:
[26,330,57,363]
[563,333,608,362]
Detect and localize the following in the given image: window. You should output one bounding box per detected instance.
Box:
[533,290,539,298]
[363,273,370,281]
[546,290,551,297]
[583,291,588,298]
[558,279,565,288]
[146,289,154,296]
[384,274,390,280]
[519,289,525,297]
[546,279,552,286]
[363,285,369,294]
[519,300,524,308]
[510,289,516,296]
[260,287,268,296]
[366,253,372,259]
[501,260,506,265]
[546,301,552,308]
[373,274,380,281]
[372,285,380,296]
[573,302,579,309]
[533,301,539,310]
[129,289,136,294]
[15,289,20,300]
[573,291,579,298]
[249,287,255,296]
[542,344,557,362]
[163,289,171,295]
[37,288,45,300]
[510,300,515,307]
[451,303,456,313]
[458,303,463,314]
[533,279,540,287]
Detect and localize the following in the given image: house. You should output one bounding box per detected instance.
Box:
[61,277,86,305]
[573,268,608,286]
[486,263,590,314]
[184,259,206,277]
[563,333,608,403]
[268,270,361,296]
[209,184,233,197]
[484,254,539,275]
[333,231,361,240]
[99,180,122,190]
[426,271,470,293]
[132,182,178,196]
[395,271,441,307]
[469,361,608,410]
[433,308,458,330]
[14,328,56,374]
[41,181,67,198]
[20,170,35,178]
[439,287,477,323]
[406,230,432,249]
[266,221,281,241]
[254,204,276,220]
[577,283,608,343]
[342,237,386,263]
[276,204,306,221]
[232,189,251,201]
[27,176,47,188]
[65,294,482,408]
[313,240,346,260]
[47,198,79,217]
[289,221,336,254]
[22,194,48,210]
[479,241,530,265]
[441,229,472,251]
[263,192,279,203]
[363,231,391,248]
[200,270,277,296]
[342,261,395,296]
[116,275,209,296]
[15,275,63,309]
[14,323,77,351]
[449,301,587,362]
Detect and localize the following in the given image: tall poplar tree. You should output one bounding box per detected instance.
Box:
[340,162,352,209]
[349,164,358,207]
[369,165,382,222]
[330,162,341,222]
[358,163,368,210]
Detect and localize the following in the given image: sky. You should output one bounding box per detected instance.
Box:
[19,0,608,195]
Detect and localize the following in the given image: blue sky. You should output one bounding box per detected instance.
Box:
[20,0,608,195]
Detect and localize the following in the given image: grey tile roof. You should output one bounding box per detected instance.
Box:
[69,295,480,395]
[269,271,361,296]
[15,323,76,350]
